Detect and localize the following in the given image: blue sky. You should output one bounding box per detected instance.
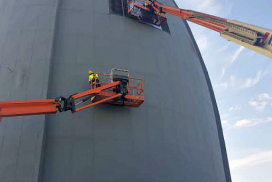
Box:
[174,0,272,181]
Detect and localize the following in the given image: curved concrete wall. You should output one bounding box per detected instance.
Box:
[0,0,231,182]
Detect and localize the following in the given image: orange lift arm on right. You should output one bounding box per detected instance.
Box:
[0,81,121,121]
[151,1,227,32]
[143,0,272,59]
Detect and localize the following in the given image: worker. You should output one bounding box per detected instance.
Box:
[89,71,99,88]
[147,1,155,13]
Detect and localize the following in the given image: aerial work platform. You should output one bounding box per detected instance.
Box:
[93,69,144,108]
[0,69,144,121]
[127,0,166,26]
[127,0,272,59]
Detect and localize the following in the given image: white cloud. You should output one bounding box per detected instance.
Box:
[249,100,269,111]
[229,105,242,111]
[221,120,228,125]
[230,150,272,170]
[218,70,265,90]
[221,68,226,77]
[223,117,272,130]
[233,117,272,128]
[217,82,228,89]
[220,113,229,119]
[221,119,229,127]
[216,75,236,89]
[249,93,271,111]
[221,119,233,130]
[230,75,236,83]
[176,0,232,17]
[217,70,264,90]
[231,46,245,63]
[258,93,271,100]
[242,70,263,88]
[218,43,231,52]
[233,119,252,128]
[196,0,221,15]
[196,36,208,52]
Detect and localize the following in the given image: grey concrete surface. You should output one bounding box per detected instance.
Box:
[0,0,58,182]
[0,0,231,182]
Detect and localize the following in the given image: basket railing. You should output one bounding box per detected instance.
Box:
[92,72,144,99]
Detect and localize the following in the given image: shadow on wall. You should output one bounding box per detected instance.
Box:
[95,103,132,114]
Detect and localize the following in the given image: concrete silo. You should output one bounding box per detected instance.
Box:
[0,0,231,182]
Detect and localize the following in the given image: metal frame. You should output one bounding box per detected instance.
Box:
[128,0,272,58]
[92,69,144,107]
[0,70,144,121]
[127,0,167,26]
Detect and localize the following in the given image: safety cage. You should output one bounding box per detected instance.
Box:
[127,0,167,26]
[91,69,144,107]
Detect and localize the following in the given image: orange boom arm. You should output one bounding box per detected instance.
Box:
[0,69,145,121]
[0,81,121,121]
[128,0,272,58]
[0,99,60,120]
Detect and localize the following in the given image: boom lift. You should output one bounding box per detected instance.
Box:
[127,0,272,59]
[1,1,271,120]
[0,69,144,121]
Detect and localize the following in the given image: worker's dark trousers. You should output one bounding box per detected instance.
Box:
[92,80,100,88]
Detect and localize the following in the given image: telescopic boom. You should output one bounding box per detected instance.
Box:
[0,69,144,121]
[129,0,272,58]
